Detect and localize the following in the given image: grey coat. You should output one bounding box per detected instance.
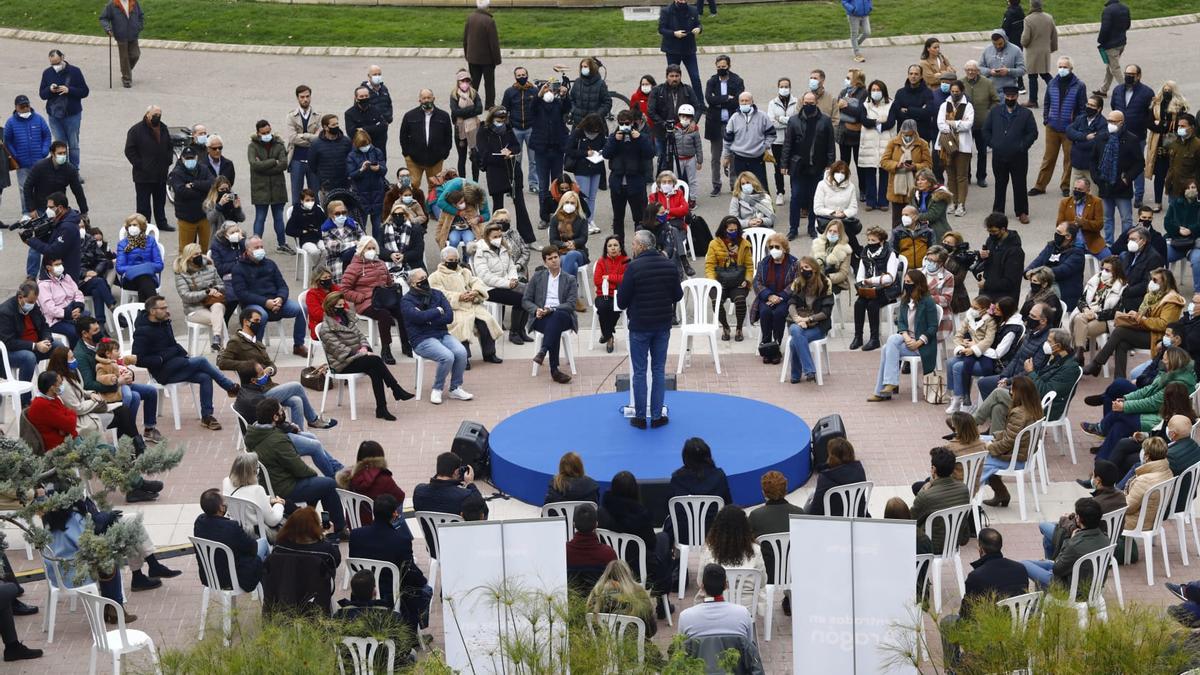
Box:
[319,308,370,372]
[521,269,578,332]
[174,262,223,313]
[979,41,1028,92]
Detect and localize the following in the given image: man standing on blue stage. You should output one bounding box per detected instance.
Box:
[618,230,684,429]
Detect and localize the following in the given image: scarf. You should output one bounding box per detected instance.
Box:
[893,143,916,196]
[1098,132,1120,184]
[127,233,148,250]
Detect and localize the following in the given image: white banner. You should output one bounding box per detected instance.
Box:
[790,515,917,675]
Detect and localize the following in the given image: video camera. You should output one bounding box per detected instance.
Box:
[5,215,55,244]
[949,241,986,279]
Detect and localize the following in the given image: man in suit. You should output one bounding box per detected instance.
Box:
[193,488,264,593]
[398,89,453,192]
[348,494,430,634]
[617,230,684,428]
[911,447,971,553]
[521,248,578,385]
[940,528,1029,668]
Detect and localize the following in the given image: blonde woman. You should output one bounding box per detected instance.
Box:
[836,68,869,175]
[859,80,897,211]
[173,243,226,351]
[428,245,503,364]
[203,176,244,249]
[450,69,482,180]
[1070,255,1127,363]
[1146,81,1189,211]
[549,191,589,278]
[586,559,658,638]
[222,452,285,552]
[812,219,853,293]
[320,199,365,279]
[728,171,775,229]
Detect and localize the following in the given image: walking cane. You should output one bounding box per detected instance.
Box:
[108,34,113,89]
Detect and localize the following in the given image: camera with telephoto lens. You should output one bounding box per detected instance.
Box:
[949,241,985,277]
[8,215,55,243]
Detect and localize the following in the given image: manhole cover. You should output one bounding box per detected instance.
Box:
[623,6,659,21]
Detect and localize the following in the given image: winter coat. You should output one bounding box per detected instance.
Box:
[812,235,853,292]
[308,131,353,190]
[173,261,222,313]
[657,2,702,55]
[565,128,607,178]
[704,235,753,285]
[728,193,775,229]
[320,217,365,279]
[168,160,214,222]
[780,111,835,176]
[766,94,799,136]
[1043,74,1089,133]
[615,250,682,332]
[925,267,956,340]
[602,131,655,183]
[210,229,246,301]
[1119,245,1165,312]
[115,236,162,284]
[879,136,933,204]
[22,157,88,214]
[1002,4,1024,43]
[1125,459,1173,531]
[1167,136,1200,200]
[1122,362,1197,431]
[807,461,869,517]
[857,98,895,169]
[593,254,628,297]
[319,306,372,372]
[428,263,502,343]
[979,41,1027,92]
[987,404,1037,464]
[529,95,572,153]
[285,203,325,247]
[124,118,173,183]
[130,312,189,380]
[898,294,939,373]
[1166,196,1200,243]
[936,97,975,154]
[962,76,999,132]
[337,457,407,525]
[248,136,289,206]
[346,88,392,151]
[842,0,871,16]
[1066,111,1107,170]
[704,72,745,141]
[1078,273,1125,325]
[1146,94,1188,180]
[786,282,835,335]
[1026,241,1085,308]
[669,123,704,163]
[1098,0,1131,50]
[888,83,936,142]
[648,83,699,138]
[232,255,290,309]
[545,475,600,506]
[472,241,519,289]
[462,8,501,63]
[449,89,482,148]
[982,102,1039,162]
[1021,9,1059,75]
[548,215,589,264]
[98,0,144,42]
[216,331,279,387]
[1057,193,1106,254]
[918,54,956,89]
[813,171,859,220]
[908,185,954,240]
[399,106,454,167]
[1091,129,1145,199]
[569,73,611,126]
[248,424,317,500]
[722,107,776,161]
[36,274,83,325]
[1134,290,1187,353]
[477,122,522,194]
[954,312,997,356]
[339,255,393,314]
[979,230,1026,306]
[38,62,89,119]
[1110,82,1156,140]
[346,145,388,211]
[502,83,538,130]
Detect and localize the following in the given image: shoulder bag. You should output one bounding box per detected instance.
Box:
[937,103,960,160]
[923,371,947,405]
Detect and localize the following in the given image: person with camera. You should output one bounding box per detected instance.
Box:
[25,191,83,285]
[851,226,900,352]
[169,146,215,255]
[0,281,53,403]
[603,109,656,243]
[413,451,489,518]
[975,212,1026,306]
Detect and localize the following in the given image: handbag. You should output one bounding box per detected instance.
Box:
[937,102,961,160]
[715,261,746,290]
[855,283,878,300]
[923,371,946,405]
[371,285,402,312]
[1114,313,1141,328]
[202,290,226,307]
[300,365,327,391]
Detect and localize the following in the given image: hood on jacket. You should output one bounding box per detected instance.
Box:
[338,456,390,490]
[931,185,954,203]
[823,168,853,188]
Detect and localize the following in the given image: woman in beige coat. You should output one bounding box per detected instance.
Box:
[811,219,853,294]
[880,120,933,227]
[427,245,503,364]
[1124,436,1174,531]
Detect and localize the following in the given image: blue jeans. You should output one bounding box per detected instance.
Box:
[788,325,826,380]
[1103,196,1133,244]
[1022,559,1054,589]
[575,174,601,225]
[1129,359,1152,381]
[253,203,287,246]
[413,334,467,391]
[287,475,345,531]
[9,349,48,404]
[265,382,318,428]
[512,127,538,191]
[246,301,307,348]
[1096,410,1140,461]
[122,382,159,428]
[157,357,237,417]
[1166,245,1200,290]
[862,168,890,209]
[665,53,704,105]
[288,159,318,206]
[560,250,584,277]
[980,454,1023,483]
[448,228,475,255]
[80,277,116,322]
[874,334,921,395]
[1038,521,1057,559]
[48,113,82,168]
[16,167,32,213]
[946,355,994,399]
[630,328,670,420]
[289,431,343,478]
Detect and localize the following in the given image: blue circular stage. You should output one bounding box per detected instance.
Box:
[489,392,812,508]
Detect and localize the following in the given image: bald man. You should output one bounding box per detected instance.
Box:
[399,89,454,191]
[1089,109,1145,242]
[124,105,174,231]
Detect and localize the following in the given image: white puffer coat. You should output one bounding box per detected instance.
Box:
[471,242,519,289]
[813,171,860,219]
[858,99,895,169]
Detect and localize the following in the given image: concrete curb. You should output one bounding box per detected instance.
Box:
[0,12,1196,60]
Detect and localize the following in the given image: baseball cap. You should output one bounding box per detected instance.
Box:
[14,95,30,106]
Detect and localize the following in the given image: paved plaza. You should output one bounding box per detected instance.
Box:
[0,18,1199,672]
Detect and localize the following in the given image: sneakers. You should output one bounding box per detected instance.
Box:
[309,416,338,429]
[448,387,474,401]
[276,243,297,255]
[954,204,966,217]
[1080,422,1104,438]
[587,223,601,234]
[430,389,443,405]
[945,396,962,414]
[201,416,223,430]
[1167,582,1188,602]
[774,193,784,206]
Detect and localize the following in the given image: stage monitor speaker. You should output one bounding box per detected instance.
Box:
[451,421,491,478]
[810,413,846,477]
[614,374,678,392]
[639,478,674,528]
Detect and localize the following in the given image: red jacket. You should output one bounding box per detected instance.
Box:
[593,254,629,297]
[630,89,653,129]
[340,257,393,313]
[346,462,407,525]
[305,285,338,339]
[27,396,77,452]
[649,189,689,220]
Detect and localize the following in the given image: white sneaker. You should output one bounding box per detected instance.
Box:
[430,389,443,405]
[774,193,784,206]
[955,204,966,217]
[960,402,976,414]
[449,387,474,401]
[587,223,601,235]
[944,396,962,415]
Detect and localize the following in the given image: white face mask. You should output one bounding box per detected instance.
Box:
[1148,280,1161,293]
[301,201,314,210]
[228,232,242,243]
[1042,341,1053,355]
[870,91,882,102]
[1107,122,1120,134]
[833,172,846,183]
[778,87,790,97]
[127,226,140,237]
[740,183,754,195]
[660,183,675,195]
[580,67,591,77]
[252,248,267,261]
[562,203,577,214]
[52,63,65,72]
[543,92,555,103]
[490,237,503,247]
[901,215,914,227]
[769,248,784,261]
[641,84,652,94]
[844,78,851,88]
[371,75,383,85]
[17,111,31,119]
[966,308,979,320]
[1162,336,1174,348]
[364,249,378,261]
[1100,270,1113,283]
[1058,67,1071,78]
[1190,302,1197,317]
[1127,240,1140,253]
[51,264,64,277]
[333,214,348,226]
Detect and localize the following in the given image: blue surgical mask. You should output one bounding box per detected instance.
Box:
[333,214,348,226]
[21,302,35,313]
[401,196,414,205]
[940,83,950,93]
[183,158,197,170]
[53,153,67,165]
[68,360,78,371]
[1162,336,1174,348]
[739,104,752,114]
[252,248,267,261]
[808,78,820,91]
[1058,67,1070,78]
[255,372,271,386]
[260,133,273,143]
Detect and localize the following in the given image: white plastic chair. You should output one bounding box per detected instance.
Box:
[777,329,831,384]
[923,503,972,613]
[296,289,322,367]
[257,460,276,498]
[822,480,872,517]
[1120,477,1177,585]
[668,495,725,597]
[576,262,594,311]
[412,353,429,401]
[1101,506,1128,609]
[742,227,774,265]
[188,535,261,646]
[994,420,1045,522]
[585,612,646,668]
[913,553,934,662]
[880,255,909,337]
[224,493,270,544]
[337,636,396,675]
[1032,391,1057,493]
[899,303,943,403]
[337,489,373,532]
[997,590,1042,628]
[529,329,578,376]
[958,451,987,527]
[724,567,765,636]
[596,529,672,626]
[540,500,597,541]
[413,511,462,602]
[41,550,93,643]
[1068,544,1116,627]
[0,342,33,425]
[185,315,212,355]
[1168,463,1200,567]
[676,278,722,374]
[755,532,790,641]
[343,557,402,608]
[113,302,197,431]
[316,323,366,421]
[77,588,162,675]
[1041,371,1082,465]
[651,179,696,260]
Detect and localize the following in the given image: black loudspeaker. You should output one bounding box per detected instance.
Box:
[810,413,846,476]
[614,374,678,392]
[451,421,491,478]
[639,478,674,528]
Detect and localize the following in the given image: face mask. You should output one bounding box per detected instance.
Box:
[496,220,511,231]
[923,261,938,274]
[769,248,783,261]
[1190,302,1197,317]
[421,101,434,110]
[1124,74,1136,86]
[1058,67,1071,78]
[191,256,204,267]
[54,153,66,165]
[333,214,348,226]
[580,67,590,77]
[808,78,820,91]
[260,134,273,143]
[726,229,739,239]
[1042,341,1053,355]
[543,92,555,103]
[445,260,460,270]
[1107,123,1120,134]
[490,237,503,247]
[20,302,35,314]
[902,282,915,295]
[256,372,271,386]
[364,249,378,261]
[801,268,814,279]
[901,215,914,227]
[1026,317,1042,331]
[741,183,754,195]
[490,120,505,130]
[51,264,64,276]
[1054,233,1067,247]
[717,68,729,77]
[371,75,383,85]
[227,232,242,243]
[252,248,267,261]
[301,201,314,210]
[127,226,141,237]
[1148,280,1161,293]
[641,84,652,94]
[1100,270,1113,283]
[401,195,415,204]
[516,76,528,86]
[1006,98,1019,108]
[660,184,675,195]
[562,203,577,214]
[833,172,846,183]
[1139,218,1153,227]
[739,104,752,114]
[183,158,197,170]
[870,90,882,102]
[1162,336,1174,348]
[802,104,816,115]
[828,233,840,243]
[1186,188,1198,200]
[678,116,692,127]
[940,83,950,93]
[1029,282,1042,293]
[68,359,78,371]
[52,63,65,72]
[1127,240,1140,253]
[867,241,881,250]
[1086,107,1099,117]
[357,98,371,108]
[778,87,790,97]
[150,114,161,125]
[902,134,914,143]
[18,111,31,119]
[318,278,332,289]
[57,383,65,395]
[360,144,372,152]
[1180,128,1192,139]
[1073,189,1086,200]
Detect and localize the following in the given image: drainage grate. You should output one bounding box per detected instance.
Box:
[623,6,660,21]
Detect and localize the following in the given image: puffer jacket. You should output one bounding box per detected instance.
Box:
[115,237,162,284]
[891,222,934,271]
[670,123,704,162]
[319,308,370,372]
[727,193,775,229]
[471,242,519,289]
[400,287,453,348]
[346,145,388,211]
[766,94,799,136]
[1125,459,1173,531]
[248,135,289,205]
[216,331,278,386]
[1135,290,1187,354]
[813,171,859,219]
[1026,240,1085,308]
[36,274,83,324]
[987,405,1037,463]
[1042,74,1088,133]
[857,99,895,169]
[1122,362,1197,431]
[173,261,222,313]
[530,95,572,153]
[428,263,502,342]
[339,255,392,313]
[811,235,853,292]
[210,229,246,301]
[232,255,290,309]
[568,73,611,126]
[4,111,52,168]
[336,457,407,525]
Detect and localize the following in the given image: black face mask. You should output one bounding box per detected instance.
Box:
[1139,218,1153,227]
[1085,107,1099,117]
[902,282,914,296]
[1124,74,1136,86]
[191,255,204,267]
[445,261,460,270]
[516,76,528,86]
[867,242,881,251]
[1073,189,1087,200]
[1005,98,1019,108]
[1026,317,1042,331]
[318,278,332,289]
[496,220,511,231]
[356,99,369,109]
[1053,234,1066,247]
[149,114,161,126]
[802,104,816,115]
[800,269,813,279]
[1029,282,1043,294]
[415,280,431,291]
[717,68,729,77]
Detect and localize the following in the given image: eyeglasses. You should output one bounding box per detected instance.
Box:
[333,211,347,216]
[209,146,223,151]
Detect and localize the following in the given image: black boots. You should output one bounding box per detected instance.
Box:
[381,345,396,365]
